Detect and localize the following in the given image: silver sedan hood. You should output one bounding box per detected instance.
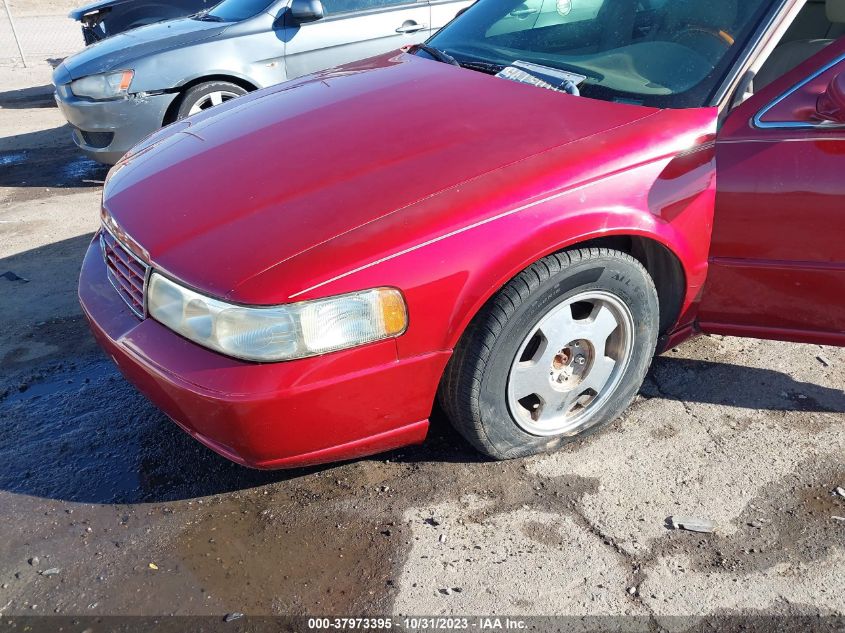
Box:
[57,17,230,81]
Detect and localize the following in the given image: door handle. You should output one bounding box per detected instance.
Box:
[508,8,540,18]
[395,21,427,33]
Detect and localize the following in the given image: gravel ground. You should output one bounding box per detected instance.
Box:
[1,63,844,628]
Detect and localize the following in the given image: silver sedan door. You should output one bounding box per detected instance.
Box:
[430,0,474,33]
[284,0,431,79]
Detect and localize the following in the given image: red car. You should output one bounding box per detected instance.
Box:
[80,0,845,469]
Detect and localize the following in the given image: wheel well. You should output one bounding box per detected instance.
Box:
[573,236,686,335]
[448,235,686,359]
[162,75,259,125]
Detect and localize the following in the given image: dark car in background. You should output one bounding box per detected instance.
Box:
[70,0,214,44]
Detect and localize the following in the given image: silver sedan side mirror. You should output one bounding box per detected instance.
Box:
[290,0,324,23]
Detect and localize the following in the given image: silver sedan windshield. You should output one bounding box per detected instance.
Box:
[205,0,277,21]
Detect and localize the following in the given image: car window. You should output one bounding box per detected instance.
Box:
[207,0,277,21]
[428,0,776,109]
[321,0,418,17]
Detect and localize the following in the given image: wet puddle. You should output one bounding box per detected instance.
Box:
[2,359,113,405]
[0,151,27,167]
[174,494,397,614]
[0,148,107,188]
[61,155,106,184]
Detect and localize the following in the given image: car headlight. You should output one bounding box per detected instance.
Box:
[146,272,408,362]
[70,70,134,100]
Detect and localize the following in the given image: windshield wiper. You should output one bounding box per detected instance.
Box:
[192,10,225,21]
[414,44,460,67]
[456,60,504,74]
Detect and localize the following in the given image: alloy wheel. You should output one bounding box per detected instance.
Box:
[506,290,635,436]
[188,90,241,116]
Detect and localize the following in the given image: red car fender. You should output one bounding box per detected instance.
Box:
[398,150,717,358]
[285,115,717,360]
[245,106,718,364]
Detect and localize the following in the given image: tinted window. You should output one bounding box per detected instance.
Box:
[322,0,417,16]
[207,0,276,21]
[428,0,775,108]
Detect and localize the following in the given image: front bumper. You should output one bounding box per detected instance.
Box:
[54,86,177,165]
[78,234,449,468]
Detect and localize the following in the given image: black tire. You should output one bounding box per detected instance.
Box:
[438,248,659,460]
[176,81,247,120]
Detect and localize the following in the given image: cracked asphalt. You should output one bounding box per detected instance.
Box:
[1,61,844,627]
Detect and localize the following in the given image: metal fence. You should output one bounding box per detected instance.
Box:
[1,0,83,68]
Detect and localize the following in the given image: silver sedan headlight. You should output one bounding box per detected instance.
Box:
[70,70,134,100]
[146,272,408,362]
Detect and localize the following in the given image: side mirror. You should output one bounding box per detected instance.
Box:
[816,71,845,124]
[289,0,324,23]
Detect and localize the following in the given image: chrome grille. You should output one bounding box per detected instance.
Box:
[100,229,149,318]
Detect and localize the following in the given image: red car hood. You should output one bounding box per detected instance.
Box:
[103,52,657,301]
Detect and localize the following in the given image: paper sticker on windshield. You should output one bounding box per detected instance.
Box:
[498,60,587,87]
[556,0,572,16]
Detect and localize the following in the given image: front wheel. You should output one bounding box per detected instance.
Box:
[176,81,247,119]
[439,248,659,460]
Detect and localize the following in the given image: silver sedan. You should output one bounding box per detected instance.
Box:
[53,0,471,164]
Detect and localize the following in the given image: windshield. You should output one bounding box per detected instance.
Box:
[427,0,774,108]
[203,0,276,21]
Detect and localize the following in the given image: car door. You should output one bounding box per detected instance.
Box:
[430,0,474,33]
[697,38,845,346]
[284,0,431,79]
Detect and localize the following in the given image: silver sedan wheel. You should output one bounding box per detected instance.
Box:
[507,290,635,437]
[187,90,240,116]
